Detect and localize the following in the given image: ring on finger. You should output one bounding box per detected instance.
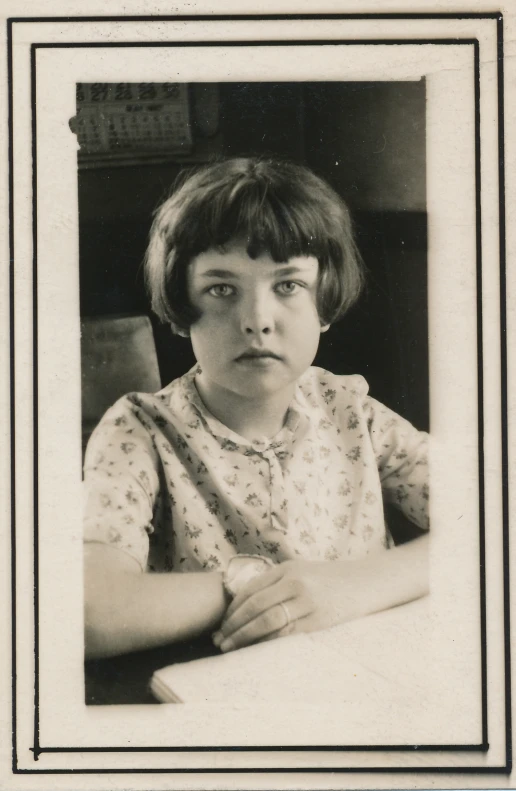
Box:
[279,601,294,634]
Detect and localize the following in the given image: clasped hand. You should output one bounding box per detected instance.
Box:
[213,558,370,653]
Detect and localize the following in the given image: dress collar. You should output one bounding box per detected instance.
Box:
[180,365,308,453]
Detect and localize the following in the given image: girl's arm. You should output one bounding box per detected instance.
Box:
[213,533,429,653]
[84,543,227,659]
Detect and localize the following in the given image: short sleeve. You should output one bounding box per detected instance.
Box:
[83,396,161,570]
[363,394,429,530]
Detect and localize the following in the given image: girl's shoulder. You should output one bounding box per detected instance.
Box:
[93,368,197,429]
[298,366,369,408]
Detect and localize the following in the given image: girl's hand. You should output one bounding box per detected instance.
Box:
[213,535,429,653]
[213,558,374,653]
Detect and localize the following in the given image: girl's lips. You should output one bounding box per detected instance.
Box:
[235,352,282,367]
[235,350,282,361]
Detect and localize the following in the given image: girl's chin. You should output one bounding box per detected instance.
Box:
[198,363,304,400]
[230,375,297,400]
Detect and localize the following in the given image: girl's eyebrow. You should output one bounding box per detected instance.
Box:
[274,265,315,277]
[199,268,238,279]
[198,264,317,279]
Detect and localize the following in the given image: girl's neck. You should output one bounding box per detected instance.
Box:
[195,375,295,441]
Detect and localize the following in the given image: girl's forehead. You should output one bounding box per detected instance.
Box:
[190,243,319,279]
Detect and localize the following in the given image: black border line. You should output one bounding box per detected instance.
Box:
[9,765,514,776]
[30,42,41,765]
[473,38,489,752]
[6,12,502,22]
[6,11,508,774]
[497,14,512,775]
[7,15,17,778]
[30,34,485,759]
[31,39,479,48]
[36,743,487,754]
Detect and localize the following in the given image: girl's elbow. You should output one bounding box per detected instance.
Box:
[84,605,109,659]
[84,599,123,659]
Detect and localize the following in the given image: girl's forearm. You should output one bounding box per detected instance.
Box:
[354,532,429,619]
[84,534,430,659]
[84,544,227,659]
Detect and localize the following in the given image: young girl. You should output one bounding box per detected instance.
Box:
[83,157,429,659]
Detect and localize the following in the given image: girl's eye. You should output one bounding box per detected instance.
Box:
[275,281,300,296]
[208,284,235,298]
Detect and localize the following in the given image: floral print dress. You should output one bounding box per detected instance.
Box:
[83,366,429,572]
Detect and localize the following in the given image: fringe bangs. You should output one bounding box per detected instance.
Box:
[145,157,365,333]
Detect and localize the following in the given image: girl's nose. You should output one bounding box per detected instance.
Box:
[239,292,274,336]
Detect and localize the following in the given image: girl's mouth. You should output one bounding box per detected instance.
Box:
[236,349,282,362]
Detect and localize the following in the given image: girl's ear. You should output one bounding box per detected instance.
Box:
[320,323,330,333]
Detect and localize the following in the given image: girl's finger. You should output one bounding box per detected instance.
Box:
[218,577,290,641]
[218,596,308,652]
[223,563,284,621]
[256,613,313,644]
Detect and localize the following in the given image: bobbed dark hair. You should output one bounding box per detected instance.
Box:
[145,157,365,334]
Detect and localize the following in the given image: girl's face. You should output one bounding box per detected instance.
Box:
[186,241,328,404]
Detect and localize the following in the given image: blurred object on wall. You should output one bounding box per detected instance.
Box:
[74,82,193,168]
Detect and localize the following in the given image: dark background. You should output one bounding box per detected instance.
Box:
[78,81,428,431]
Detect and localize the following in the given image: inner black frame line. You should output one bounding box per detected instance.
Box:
[28,34,488,760]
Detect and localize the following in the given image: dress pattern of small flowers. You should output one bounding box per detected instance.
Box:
[83,366,429,572]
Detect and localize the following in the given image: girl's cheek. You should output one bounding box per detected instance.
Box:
[196,301,222,322]
[200,308,234,333]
